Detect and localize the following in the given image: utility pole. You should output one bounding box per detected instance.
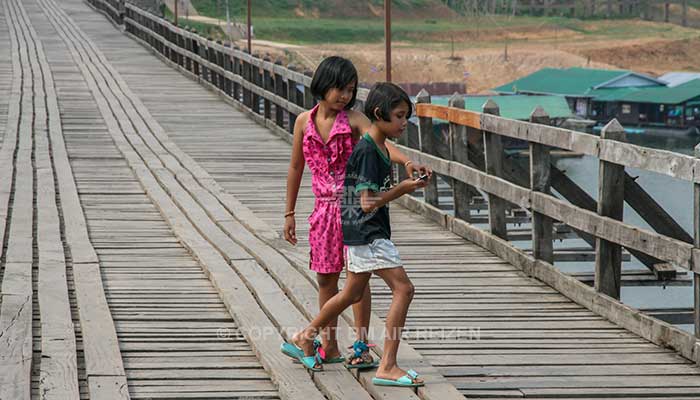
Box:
[247,0,252,53]
[385,0,392,82]
[174,0,179,25]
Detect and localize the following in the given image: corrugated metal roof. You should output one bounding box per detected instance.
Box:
[618,79,700,104]
[658,72,700,87]
[493,67,631,97]
[493,67,667,98]
[430,95,573,120]
[586,87,641,102]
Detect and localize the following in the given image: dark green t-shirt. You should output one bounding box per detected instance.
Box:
[342,133,392,245]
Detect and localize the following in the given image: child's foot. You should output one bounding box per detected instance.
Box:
[291,330,322,370]
[375,366,424,385]
[318,342,343,362]
[345,340,378,369]
[292,331,316,356]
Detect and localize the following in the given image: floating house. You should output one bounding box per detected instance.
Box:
[493,67,700,132]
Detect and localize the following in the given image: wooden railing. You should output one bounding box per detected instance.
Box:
[97,1,700,362]
[86,0,124,24]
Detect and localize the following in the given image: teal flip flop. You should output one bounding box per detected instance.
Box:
[279,342,322,372]
[372,369,424,387]
[280,342,304,360]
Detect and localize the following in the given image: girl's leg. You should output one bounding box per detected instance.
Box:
[293,271,372,357]
[316,272,341,358]
[373,267,422,383]
[348,282,372,365]
[351,281,371,342]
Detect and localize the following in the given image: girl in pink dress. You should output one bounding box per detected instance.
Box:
[283,56,428,366]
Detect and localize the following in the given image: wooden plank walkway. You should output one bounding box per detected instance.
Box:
[0,2,9,147]
[74,3,700,400]
[0,0,699,399]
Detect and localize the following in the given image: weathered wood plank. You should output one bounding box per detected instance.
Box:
[594,120,626,299]
[529,107,553,264]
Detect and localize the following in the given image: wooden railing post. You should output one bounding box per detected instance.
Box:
[178,31,185,68]
[216,41,225,92]
[232,46,241,102]
[164,25,172,61]
[482,99,507,239]
[416,89,439,207]
[263,57,273,120]
[209,40,219,89]
[694,143,700,338]
[529,107,554,264]
[251,54,262,114]
[191,31,200,77]
[595,119,626,299]
[117,0,125,24]
[184,29,192,72]
[287,65,299,135]
[199,39,209,84]
[223,44,232,97]
[303,70,314,110]
[448,93,471,222]
[242,52,252,109]
[274,60,285,128]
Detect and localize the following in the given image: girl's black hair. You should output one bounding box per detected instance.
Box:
[364,82,413,122]
[310,56,358,110]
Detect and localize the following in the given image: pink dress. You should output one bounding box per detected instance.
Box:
[302,104,357,274]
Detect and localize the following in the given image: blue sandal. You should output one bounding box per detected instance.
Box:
[345,340,380,370]
[279,342,323,372]
[372,369,424,387]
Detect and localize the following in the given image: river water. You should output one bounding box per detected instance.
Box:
[552,133,699,332]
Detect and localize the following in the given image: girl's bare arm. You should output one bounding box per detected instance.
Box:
[348,109,431,176]
[285,112,308,214]
[359,178,428,213]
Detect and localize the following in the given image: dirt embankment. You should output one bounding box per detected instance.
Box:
[576,38,700,76]
[251,42,616,94]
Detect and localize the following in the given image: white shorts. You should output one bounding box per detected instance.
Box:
[345,239,403,273]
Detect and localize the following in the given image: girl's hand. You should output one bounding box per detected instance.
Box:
[284,216,297,245]
[406,162,433,180]
[397,176,429,195]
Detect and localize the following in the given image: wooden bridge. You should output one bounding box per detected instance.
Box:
[1,0,700,399]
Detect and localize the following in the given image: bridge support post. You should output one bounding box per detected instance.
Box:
[529,107,554,264]
[482,99,508,240]
[416,90,439,207]
[448,93,472,222]
[595,120,626,300]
